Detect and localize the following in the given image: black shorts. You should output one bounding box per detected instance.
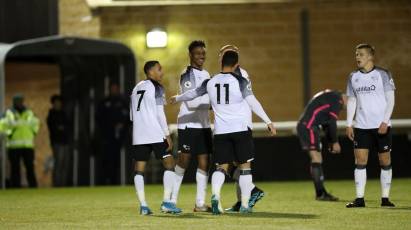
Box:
[131,140,171,161]
[178,128,212,155]
[297,122,321,152]
[354,128,392,153]
[213,129,254,165]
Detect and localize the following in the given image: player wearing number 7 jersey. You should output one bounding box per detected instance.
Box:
[130,60,182,215]
[170,51,276,214]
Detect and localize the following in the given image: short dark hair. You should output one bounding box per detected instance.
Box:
[50,94,62,104]
[221,50,238,67]
[143,60,159,75]
[188,40,206,53]
[356,43,375,56]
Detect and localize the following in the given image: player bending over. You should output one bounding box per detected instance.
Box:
[297,89,347,201]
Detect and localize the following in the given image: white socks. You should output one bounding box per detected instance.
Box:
[134,174,147,206]
[171,165,185,204]
[381,166,392,198]
[163,170,175,202]
[196,169,208,207]
[171,165,208,207]
[211,170,226,200]
[354,165,392,199]
[354,166,367,198]
[239,169,253,208]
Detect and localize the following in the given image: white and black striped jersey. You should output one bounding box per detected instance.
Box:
[177,66,211,129]
[346,67,396,129]
[130,79,169,145]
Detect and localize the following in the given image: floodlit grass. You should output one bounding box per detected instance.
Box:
[0,179,410,229]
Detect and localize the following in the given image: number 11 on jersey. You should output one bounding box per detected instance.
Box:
[215,83,229,104]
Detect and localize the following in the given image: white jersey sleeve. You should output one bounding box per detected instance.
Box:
[346,96,356,127]
[346,72,356,97]
[245,95,271,124]
[157,105,170,136]
[379,69,396,92]
[383,90,395,123]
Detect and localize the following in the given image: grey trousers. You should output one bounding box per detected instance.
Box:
[52,144,70,187]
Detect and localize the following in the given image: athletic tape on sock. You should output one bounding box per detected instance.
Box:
[135,171,144,176]
[381,165,392,170]
[240,169,252,175]
[355,164,367,169]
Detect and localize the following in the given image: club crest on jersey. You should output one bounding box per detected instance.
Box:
[184,81,192,88]
[247,83,252,91]
[371,75,378,81]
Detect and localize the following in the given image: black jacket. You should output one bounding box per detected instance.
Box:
[47,109,70,145]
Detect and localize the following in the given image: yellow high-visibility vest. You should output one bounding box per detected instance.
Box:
[2,108,40,149]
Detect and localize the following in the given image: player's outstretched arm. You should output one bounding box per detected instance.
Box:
[169,79,209,104]
[245,95,276,136]
[346,96,356,141]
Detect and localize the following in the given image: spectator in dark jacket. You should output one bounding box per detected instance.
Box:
[96,84,129,185]
[47,95,71,187]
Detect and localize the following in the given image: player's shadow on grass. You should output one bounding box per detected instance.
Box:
[151,213,205,219]
[389,207,411,211]
[368,206,411,211]
[223,212,318,219]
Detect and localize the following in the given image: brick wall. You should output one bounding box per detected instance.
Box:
[59,0,100,38]
[308,0,411,119]
[61,0,411,122]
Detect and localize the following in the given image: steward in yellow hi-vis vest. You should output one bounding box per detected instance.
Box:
[0,113,10,135]
[2,94,39,188]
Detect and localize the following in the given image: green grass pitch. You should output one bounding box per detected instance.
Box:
[1,179,410,229]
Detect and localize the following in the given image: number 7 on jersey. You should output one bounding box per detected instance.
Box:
[136,90,145,111]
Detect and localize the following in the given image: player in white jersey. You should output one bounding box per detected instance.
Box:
[218,45,265,212]
[130,61,182,215]
[171,41,213,212]
[345,44,396,208]
[170,51,276,214]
